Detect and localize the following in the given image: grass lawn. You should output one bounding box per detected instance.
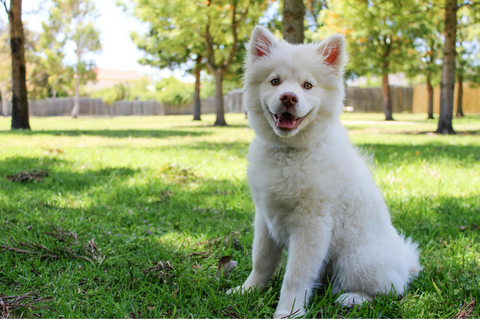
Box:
[0,113,479,318]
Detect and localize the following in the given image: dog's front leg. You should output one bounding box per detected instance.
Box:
[274,215,333,319]
[228,213,283,294]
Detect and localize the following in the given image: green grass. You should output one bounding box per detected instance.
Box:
[0,113,479,318]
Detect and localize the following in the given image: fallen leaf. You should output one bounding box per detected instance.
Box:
[216,255,237,278]
[43,148,66,154]
[6,171,48,183]
[455,295,476,319]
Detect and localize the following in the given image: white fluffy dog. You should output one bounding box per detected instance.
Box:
[228,26,422,318]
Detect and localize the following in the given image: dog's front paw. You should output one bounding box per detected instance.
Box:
[273,307,305,319]
[226,285,244,295]
[336,292,372,307]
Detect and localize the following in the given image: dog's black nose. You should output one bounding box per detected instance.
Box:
[280,92,298,108]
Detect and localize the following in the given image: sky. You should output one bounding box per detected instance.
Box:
[0,0,195,82]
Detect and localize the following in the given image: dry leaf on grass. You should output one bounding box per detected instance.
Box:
[83,238,105,264]
[220,305,245,319]
[216,255,237,279]
[43,148,66,154]
[43,226,78,243]
[6,171,48,183]
[0,227,105,264]
[156,163,196,184]
[0,291,54,319]
[143,261,175,283]
[280,309,301,319]
[455,295,476,319]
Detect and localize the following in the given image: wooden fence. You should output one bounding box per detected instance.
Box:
[344,87,413,113]
[3,96,226,116]
[2,86,444,116]
[412,83,480,114]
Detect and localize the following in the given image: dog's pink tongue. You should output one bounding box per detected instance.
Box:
[277,112,297,130]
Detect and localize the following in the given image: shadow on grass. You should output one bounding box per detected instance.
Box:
[0,155,252,235]
[356,142,480,165]
[0,129,212,139]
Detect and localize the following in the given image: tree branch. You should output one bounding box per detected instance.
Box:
[222,3,249,72]
[1,0,8,14]
[203,14,216,74]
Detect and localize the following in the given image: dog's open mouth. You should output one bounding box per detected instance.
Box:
[270,112,306,130]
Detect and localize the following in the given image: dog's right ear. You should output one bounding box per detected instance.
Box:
[248,26,277,59]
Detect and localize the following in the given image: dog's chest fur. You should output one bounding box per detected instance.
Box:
[247,137,343,246]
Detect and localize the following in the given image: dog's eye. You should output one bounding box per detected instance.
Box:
[304,82,313,89]
[271,78,280,86]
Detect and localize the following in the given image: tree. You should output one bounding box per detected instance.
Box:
[407,4,443,119]
[37,4,70,100]
[130,0,206,120]
[455,6,480,117]
[437,0,458,133]
[41,0,101,118]
[131,0,267,126]
[202,1,260,126]
[67,1,101,118]
[2,0,30,129]
[435,0,480,133]
[319,0,422,121]
[0,20,11,116]
[283,0,305,44]
[70,22,100,118]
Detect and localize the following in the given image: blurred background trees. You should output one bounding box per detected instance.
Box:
[1,0,480,132]
[130,0,206,120]
[0,21,10,117]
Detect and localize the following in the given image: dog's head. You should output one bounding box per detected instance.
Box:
[243,26,347,147]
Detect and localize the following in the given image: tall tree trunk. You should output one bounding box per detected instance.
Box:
[456,73,463,117]
[382,74,393,121]
[213,69,226,126]
[1,85,8,116]
[282,0,305,44]
[8,0,30,129]
[426,72,434,119]
[71,73,80,118]
[193,55,202,121]
[436,0,457,134]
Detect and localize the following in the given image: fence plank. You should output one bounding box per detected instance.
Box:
[413,83,480,114]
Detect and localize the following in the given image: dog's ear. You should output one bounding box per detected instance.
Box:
[317,34,346,72]
[248,25,277,59]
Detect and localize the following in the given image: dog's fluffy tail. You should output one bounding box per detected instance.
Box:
[403,236,422,274]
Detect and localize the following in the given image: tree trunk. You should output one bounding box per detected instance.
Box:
[193,55,202,121]
[382,74,393,121]
[213,69,226,126]
[8,0,30,129]
[426,72,434,119]
[456,74,463,117]
[71,73,80,118]
[436,0,457,134]
[282,0,305,44]
[1,85,8,116]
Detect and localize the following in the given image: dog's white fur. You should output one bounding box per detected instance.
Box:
[228,26,422,318]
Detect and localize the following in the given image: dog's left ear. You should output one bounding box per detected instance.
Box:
[317,34,347,73]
